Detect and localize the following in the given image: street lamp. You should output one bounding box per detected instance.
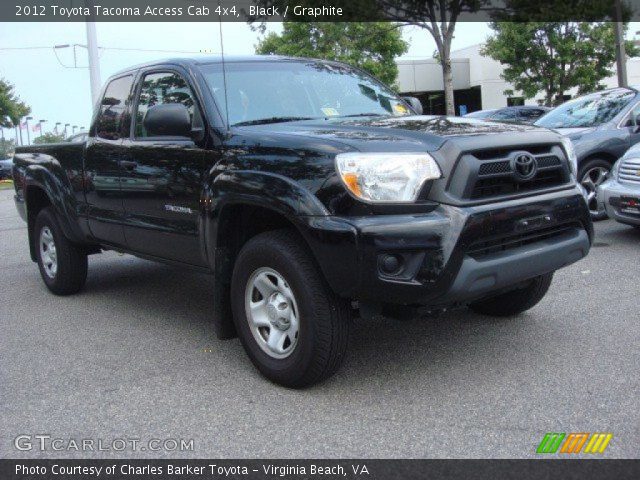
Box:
[72,125,78,134]
[55,122,62,135]
[39,120,47,138]
[25,116,33,145]
[64,123,70,138]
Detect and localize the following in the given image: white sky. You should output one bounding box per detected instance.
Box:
[0,21,636,143]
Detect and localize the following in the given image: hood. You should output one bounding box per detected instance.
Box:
[236,115,548,153]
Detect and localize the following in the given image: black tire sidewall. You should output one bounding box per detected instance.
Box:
[230,235,328,385]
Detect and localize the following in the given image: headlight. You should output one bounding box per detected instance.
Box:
[561,137,578,177]
[335,152,442,203]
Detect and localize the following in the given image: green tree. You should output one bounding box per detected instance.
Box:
[0,79,30,127]
[255,22,407,86]
[33,132,66,145]
[0,138,14,158]
[483,22,639,106]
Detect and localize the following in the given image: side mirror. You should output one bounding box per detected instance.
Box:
[143,103,191,137]
[402,96,423,115]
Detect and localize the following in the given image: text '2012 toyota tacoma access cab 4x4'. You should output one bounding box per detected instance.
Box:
[13,56,593,387]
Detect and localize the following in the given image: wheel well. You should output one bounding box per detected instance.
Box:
[581,152,617,167]
[215,204,300,281]
[25,186,52,261]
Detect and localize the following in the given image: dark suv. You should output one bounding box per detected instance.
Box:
[535,87,640,219]
[13,56,592,387]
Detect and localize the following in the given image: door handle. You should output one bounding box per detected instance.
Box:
[120,160,137,170]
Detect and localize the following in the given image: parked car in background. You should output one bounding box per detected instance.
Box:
[535,87,640,219]
[0,158,13,180]
[67,132,88,143]
[598,142,640,228]
[464,106,550,124]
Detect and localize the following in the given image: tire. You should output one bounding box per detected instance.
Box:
[230,229,350,388]
[34,207,88,295]
[469,273,553,317]
[578,158,611,221]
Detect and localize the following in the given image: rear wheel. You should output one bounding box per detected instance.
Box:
[34,207,87,295]
[469,273,553,317]
[579,158,611,220]
[230,229,350,388]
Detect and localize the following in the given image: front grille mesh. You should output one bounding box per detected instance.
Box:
[471,169,565,199]
[467,223,579,257]
[619,158,640,184]
[478,161,511,175]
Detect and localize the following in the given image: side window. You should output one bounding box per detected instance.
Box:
[491,109,516,121]
[96,75,133,140]
[135,71,202,138]
[519,109,543,120]
[624,103,640,127]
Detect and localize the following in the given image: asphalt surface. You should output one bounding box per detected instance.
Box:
[1,187,639,459]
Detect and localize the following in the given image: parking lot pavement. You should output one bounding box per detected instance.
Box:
[0,187,639,459]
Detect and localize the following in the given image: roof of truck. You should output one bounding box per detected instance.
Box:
[110,55,324,77]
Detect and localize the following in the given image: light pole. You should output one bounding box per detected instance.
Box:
[64,123,70,138]
[614,0,628,87]
[72,125,78,134]
[85,20,101,107]
[55,122,62,135]
[25,116,33,145]
[39,120,47,138]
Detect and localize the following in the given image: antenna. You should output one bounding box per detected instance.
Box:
[217,6,230,133]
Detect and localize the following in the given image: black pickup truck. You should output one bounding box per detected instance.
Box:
[13,56,592,387]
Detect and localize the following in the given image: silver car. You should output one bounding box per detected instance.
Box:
[598,142,640,227]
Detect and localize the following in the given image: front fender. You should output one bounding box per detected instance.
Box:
[201,170,361,296]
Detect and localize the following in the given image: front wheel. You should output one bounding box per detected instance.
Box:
[469,273,553,317]
[579,159,611,221]
[34,207,88,295]
[230,229,350,388]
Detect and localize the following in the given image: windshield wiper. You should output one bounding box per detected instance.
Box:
[233,116,315,126]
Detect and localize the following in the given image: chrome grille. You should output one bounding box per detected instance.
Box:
[619,158,640,184]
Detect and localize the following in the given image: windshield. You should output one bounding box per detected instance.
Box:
[535,89,634,128]
[198,60,411,126]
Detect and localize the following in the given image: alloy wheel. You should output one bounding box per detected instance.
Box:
[39,226,58,278]
[244,267,300,359]
[580,166,609,216]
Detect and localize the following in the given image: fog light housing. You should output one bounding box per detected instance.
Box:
[379,254,403,275]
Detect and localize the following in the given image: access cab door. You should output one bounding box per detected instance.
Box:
[84,74,134,247]
[119,67,208,267]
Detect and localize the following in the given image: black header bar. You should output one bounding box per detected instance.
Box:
[3,0,640,22]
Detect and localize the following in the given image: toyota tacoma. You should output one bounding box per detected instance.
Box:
[12,56,592,387]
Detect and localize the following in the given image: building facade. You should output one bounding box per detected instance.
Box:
[397,44,640,115]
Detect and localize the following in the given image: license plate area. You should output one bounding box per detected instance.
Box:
[620,196,640,215]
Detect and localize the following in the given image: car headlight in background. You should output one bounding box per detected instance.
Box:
[335,152,442,203]
[561,137,578,177]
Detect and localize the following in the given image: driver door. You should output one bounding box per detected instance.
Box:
[119,69,207,266]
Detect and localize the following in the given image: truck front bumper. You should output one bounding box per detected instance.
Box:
[302,187,592,307]
[598,178,640,227]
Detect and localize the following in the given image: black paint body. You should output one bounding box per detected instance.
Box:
[13,57,593,308]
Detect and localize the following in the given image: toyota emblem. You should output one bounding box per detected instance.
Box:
[511,152,537,181]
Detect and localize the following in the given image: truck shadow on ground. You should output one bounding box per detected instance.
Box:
[79,253,538,389]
